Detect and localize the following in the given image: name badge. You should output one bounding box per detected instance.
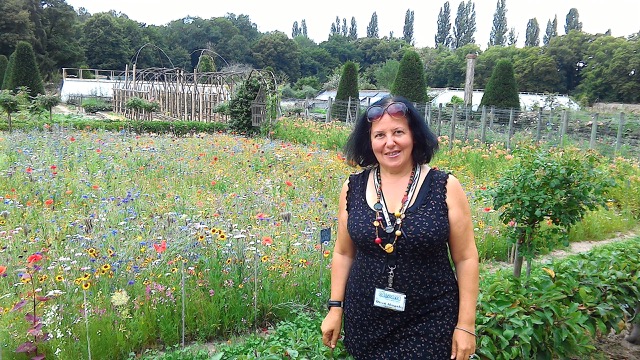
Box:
[373,288,406,311]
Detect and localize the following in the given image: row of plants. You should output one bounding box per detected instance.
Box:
[141,238,640,359]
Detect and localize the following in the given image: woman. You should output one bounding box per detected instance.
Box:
[321,96,479,359]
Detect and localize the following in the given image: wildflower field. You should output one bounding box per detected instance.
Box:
[0,117,639,359]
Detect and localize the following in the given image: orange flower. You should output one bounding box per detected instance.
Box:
[44,199,54,206]
[27,253,43,264]
[0,265,6,275]
[153,240,167,254]
[262,236,273,246]
[285,180,293,187]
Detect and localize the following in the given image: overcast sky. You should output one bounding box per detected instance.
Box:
[64,0,639,49]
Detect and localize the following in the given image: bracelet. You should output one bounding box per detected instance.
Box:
[455,326,477,337]
[327,300,344,310]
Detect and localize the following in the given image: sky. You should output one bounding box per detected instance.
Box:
[64,0,639,49]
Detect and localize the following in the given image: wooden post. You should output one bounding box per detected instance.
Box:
[489,106,495,129]
[507,109,515,150]
[589,113,599,149]
[616,112,625,153]
[464,106,470,142]
[536,109,543,143]
[437,103,442,137]
[425,104,431,127]
[326,97,332,122]
[480,106,487,144]
[450,104,457,150]
[464,54,477,108]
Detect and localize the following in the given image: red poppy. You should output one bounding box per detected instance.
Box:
[153,240,167,254]
[0,265,6,275]
[50,165,57,170]
[27,253,43,264]
[69,136,76,142]
[92,185,99,190]
[262,236,273,246]
[26,167,33,174]
[44,199,54,206]
[285,180,293,187]
[483,207,492,213]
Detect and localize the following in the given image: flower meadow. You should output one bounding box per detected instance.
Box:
[0,118,639,359]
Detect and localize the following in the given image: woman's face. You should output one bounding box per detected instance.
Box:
[369,110,414,172]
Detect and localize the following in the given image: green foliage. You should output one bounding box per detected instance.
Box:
[480,59,520,109]
[335,61,359,102]
[4,41,45,97]
[489,146,614,275]
[34,94,61,122]
[0,55,8,88]
[228,78,261,133]
[391,49,427,103]
[373,59,399,91]
[477,238,640,359]
[196,54,216,73]
[0,90,20,132]
[82,98,113,113]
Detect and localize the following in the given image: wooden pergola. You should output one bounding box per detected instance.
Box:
[112,65,278,125]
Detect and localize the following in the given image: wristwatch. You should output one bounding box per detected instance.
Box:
[327,300,344,309]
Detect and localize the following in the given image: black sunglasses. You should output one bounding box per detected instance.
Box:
[366,102,409,122]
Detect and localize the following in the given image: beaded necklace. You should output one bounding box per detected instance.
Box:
[372,163,421,254]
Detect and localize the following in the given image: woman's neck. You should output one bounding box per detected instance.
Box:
[379,163,415,179]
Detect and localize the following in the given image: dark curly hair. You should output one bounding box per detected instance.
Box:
[343,96,439,167]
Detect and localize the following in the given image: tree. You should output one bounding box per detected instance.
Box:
[335,61,359,121]
[0,90,20,132]
[546,30,593,94]
[252,31,301,82]
[228,77,261,133]
[342,18,348,37]
[330,16,340,36]
[196,54,215,72]
[488,0,508,47]
[507,28,518,46]
[564,8,582,34]
[82,13,130,69]
[479,59,519,109]
[490,147,612,277]
[435,2,452,48]
[0,0,34,57]
[4,41,44,97]
[453,0,476,48]
[403,9,415,45]
[301,19,308,38]
[373,59,400,90]
[348,17,358,40]
[525,18,540,47]
[392,49,427,103]
[292,21,301,38]
[512,47,562,93]
[35,94,60,122]
[41,0,85,76]
[543,15,558,46]
[367,12,379,38]
[0,55,7,87]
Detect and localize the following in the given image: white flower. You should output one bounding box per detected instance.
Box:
[111,289,130,307]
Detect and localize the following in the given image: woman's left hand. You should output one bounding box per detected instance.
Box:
[450,328,476,360]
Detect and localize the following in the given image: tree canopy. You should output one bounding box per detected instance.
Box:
[480,58,519,109]
[392,49,427,103]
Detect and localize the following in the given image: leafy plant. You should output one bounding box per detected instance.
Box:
[228,78,261,134]
[0,89,20,132]
[489,146,614,277]
[34,94,61,123]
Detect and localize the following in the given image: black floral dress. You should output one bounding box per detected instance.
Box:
[343,168,459,359]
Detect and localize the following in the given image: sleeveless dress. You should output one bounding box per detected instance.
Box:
[343,167,459,359]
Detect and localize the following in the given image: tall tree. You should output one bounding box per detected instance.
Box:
[564,8,582,34]
[252,31,301,82]
[392,49,427,103]
[0,0,34,57]
[335,61,359,121]
[507,28,518,46]
[367,12,379,38]
[301,19,308,37]
[0,55,7,86]
[543,15,558,46]
[435,2,452,48]
[292,21,301,38]
[525,18,540,47]
[480,59,519,109]
[453,0,476,48]
[342,18,348,37]
[41,0,85,77]
[4,41,44,96]
[488,0,508,47]
[348,17,358,40]
[82,13,130,70]
[403,9,415,45]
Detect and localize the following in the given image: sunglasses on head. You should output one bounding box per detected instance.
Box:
[366,102,409,122]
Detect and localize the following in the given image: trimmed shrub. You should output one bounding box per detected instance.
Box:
[391,49,427,103]
[0,55,8,89]
[4,41,45,97]
[335,61,359,121]
[228,78,261,133]
[480,59,520,109]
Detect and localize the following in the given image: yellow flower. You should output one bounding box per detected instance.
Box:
[261,255,269,262]
[101,264,111,272]
[55,275,64,282]
[81,281,91,290]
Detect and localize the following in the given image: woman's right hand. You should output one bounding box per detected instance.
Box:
[321,308,344,349]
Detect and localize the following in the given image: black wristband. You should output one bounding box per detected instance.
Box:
[327,300,344,309]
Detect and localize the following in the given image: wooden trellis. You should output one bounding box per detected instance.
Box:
[111,66,277,123]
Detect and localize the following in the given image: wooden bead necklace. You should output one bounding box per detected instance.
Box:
[372,163,420,254]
